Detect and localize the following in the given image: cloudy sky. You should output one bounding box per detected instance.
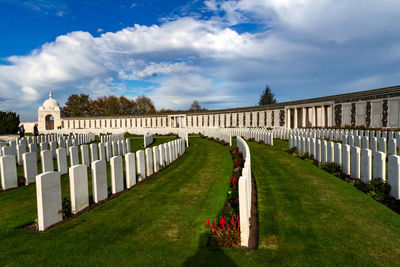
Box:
[1,0,400,121]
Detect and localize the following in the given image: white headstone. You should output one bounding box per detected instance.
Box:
[342,144,351,175]
[373,151,386,181]
[36,171,62,231]
[125,153,136,188]
[136,150,146,181]
[91,160,108,203]
[56,148,68,175]
[145,148,154,177]
[388,155,400,199]
[69,165,89,214]
[361,149,372,183]
[41,150,53,172]
[0,155,17,190]
[110,156,124,194]
[90,143,98,162]
[81,145,90,167]
[23,152,37,185]
[69,146,79,166]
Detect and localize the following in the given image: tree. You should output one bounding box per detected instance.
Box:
[0,111,19,134]
[119,96,136,115]
[189,100,202,111]
[64,94,91,117]
[134,96,156,114]
[258,85,277,106]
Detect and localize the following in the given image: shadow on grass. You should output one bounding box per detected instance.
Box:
[182,233,238,267]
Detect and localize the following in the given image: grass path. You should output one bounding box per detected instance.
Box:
[0,137,233,266]
[220,140,400,266]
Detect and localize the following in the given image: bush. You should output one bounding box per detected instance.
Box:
[59,198,72,219]
[287,147,298,154]
[319,162,341,174]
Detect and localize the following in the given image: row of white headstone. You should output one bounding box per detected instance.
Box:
[201,129,232,146]
[237,136,252,247]
[0,134,95,191]
[289,135,400,199]
[100,133,124,143]
[36,138,186,231]
[290,128,400,142]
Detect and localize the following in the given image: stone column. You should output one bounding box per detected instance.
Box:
[302,107,306,128]
[312,106,316,127]
[294,108,298,129]
[321,106,326,128]
[287,109,291,129]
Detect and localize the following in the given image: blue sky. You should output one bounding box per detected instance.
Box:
[1,0,400,121]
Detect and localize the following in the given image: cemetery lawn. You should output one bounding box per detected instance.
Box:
[3,138,400,265]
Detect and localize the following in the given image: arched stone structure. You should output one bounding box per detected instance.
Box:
[38,91,61,132]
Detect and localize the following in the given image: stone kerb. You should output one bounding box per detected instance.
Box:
[69,165,89,214]
[36,171,62,231]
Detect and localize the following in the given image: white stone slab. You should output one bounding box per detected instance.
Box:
[361,149,372,183]
[23,152,37,185]
[342,144,351,175]
[110,156,124,194]
[125,153,136,188]
[56,148,68,175]
[36,171,62,231]
[350,147,360,179]
[145,148,154,177]
[136,150,146,181]
[69,165,89,214]
[69,146,79,166]
[91,160,108,203]
[388,155,400,199]
[153,146,160,173]
[80,145,90,167]
[0,155,17,190]
[41,150,53,172]
[373,151,386,181]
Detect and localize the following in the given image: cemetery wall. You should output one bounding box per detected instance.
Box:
[23,85,400,133]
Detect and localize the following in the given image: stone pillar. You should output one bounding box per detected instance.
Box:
[302,107,306,128]
[294,108,298,129]
[321,106,326,128]
[312,106,316,127]
[287,109,291,129]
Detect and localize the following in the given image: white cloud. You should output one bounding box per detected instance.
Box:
[1,0,400,121]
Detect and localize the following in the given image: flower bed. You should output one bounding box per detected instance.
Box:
[204,146,244,247]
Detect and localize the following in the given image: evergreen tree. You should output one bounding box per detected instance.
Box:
[258,85,277,105]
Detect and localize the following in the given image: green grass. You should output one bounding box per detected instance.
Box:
[0,137,233,265]
[3,137,400,266]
